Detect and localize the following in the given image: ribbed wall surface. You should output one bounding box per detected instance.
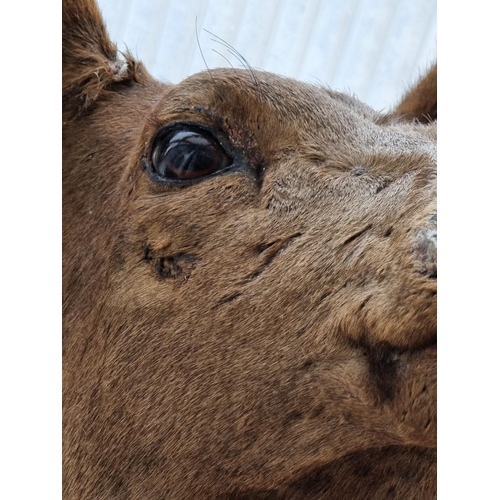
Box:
[97,0,436,111]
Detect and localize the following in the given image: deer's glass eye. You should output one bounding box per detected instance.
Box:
[150,126,232,182]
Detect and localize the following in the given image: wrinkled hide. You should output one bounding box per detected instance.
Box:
[63,1,437,498]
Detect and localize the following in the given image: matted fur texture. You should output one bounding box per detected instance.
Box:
[63,1,437,498]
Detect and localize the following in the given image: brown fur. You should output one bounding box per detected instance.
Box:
[63,1,437,498]
[395,64,437,123]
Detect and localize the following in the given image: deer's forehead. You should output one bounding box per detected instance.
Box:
[153,68,374,130]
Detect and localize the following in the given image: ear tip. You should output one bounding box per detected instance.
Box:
[63,0,144,118]
[393,63,437,123]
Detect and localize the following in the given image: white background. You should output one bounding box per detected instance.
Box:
[97,0,436,111]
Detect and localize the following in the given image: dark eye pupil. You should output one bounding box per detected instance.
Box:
[151,128,230,181]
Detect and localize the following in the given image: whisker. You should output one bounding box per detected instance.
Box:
[204,29,261,95]
[196,18,214,81]
[211,49,234,69]
[195,18,224,102]
[209,38,247,70]
[205,31,250,69]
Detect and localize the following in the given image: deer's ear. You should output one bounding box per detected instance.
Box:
[63,0,138,118]
[394,64,437,123]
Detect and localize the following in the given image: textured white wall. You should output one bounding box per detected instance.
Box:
[97,0,436,111]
